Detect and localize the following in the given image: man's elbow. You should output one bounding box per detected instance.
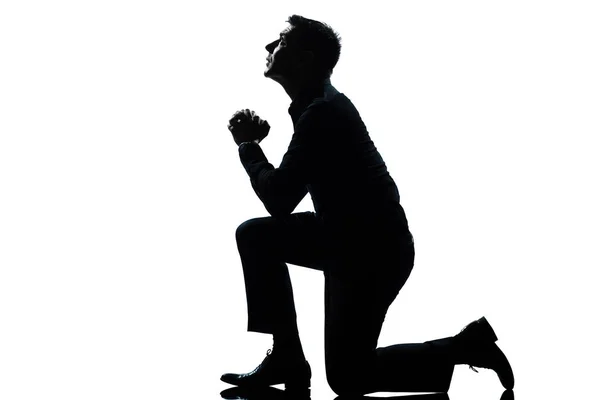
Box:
[264,200,296,219]
[267,205,294,219]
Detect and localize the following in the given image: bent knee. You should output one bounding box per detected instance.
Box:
[326,359,371,396]
[236,218,259,240]
[326,373,368,396]
[235,217,270,244]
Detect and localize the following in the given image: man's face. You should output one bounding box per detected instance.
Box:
[264,26,300,80]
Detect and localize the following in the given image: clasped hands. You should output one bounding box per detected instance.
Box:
[228,109,270,146]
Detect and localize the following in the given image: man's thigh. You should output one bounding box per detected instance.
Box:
[324,270,404,354]
[324,242,414,384]
[236,211,333,271]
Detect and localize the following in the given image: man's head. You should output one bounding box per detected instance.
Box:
[264,15,342,83]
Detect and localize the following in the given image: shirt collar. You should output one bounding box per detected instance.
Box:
[288,78,332,123]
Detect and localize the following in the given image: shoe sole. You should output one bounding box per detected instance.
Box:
[220,373,311,389]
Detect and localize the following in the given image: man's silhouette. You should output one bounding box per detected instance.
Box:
[222,15,514,396]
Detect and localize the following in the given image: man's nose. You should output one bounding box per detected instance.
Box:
[265,39,278,53]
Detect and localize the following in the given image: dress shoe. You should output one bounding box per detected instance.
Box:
[221,349,311,389]
[454,317,514,390]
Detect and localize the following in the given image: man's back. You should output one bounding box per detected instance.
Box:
[288,81,409,233]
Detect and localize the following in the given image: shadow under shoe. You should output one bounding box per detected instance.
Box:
[221,349,311,390]
[334,393,449,400]
[455,317,514,390]
[220,386,310,400]
[334,389,512,400]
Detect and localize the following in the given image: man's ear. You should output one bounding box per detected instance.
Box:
[297,50,315,69]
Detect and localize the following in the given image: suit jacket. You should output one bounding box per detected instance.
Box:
[238,79,411,242]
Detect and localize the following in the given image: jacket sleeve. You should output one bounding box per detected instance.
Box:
[238,102,326,218]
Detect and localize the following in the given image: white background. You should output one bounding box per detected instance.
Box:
[1,1,598,399]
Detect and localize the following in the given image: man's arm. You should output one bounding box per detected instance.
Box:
[238,103,326,218]
[238,139,310,218]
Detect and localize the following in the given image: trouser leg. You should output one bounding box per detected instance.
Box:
[236,213,457,394]
[324,239,455,395]
[373,341,455,393]
[235,212,328,335]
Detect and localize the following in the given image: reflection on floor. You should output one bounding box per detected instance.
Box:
[219,385,514,400]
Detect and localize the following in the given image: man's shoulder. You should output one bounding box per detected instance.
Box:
[308,84,352,109]
[300,91,356,122]
[296,97,335,127]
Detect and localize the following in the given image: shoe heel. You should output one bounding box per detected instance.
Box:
[285,376,311,390]
[478,317,498,342]
[285,366,311,390]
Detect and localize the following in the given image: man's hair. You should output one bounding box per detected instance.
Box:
[286,15,342,79]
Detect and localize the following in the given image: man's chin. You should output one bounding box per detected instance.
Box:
[264,71,278,80]
[263,69,287,84]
